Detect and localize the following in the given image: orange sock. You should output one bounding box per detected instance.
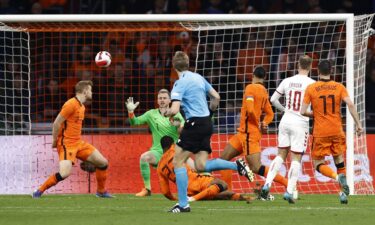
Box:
[96,168,108,193]
[39,173,61,192]
[318,164,337,180]
[336,162,346,175]
[220,170,233,191]
[337,167,346,175]
[261,166,288,187]
[192,184,221,201]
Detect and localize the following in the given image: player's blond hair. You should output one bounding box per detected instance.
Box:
[298,55,313,70]
[158,88,170,98]
[75,80,93,94]
[172,51,189,72]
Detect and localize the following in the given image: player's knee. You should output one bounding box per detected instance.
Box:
[220,152,230,160]
[194,162,206,172]
[97,159,109,170]
[140,154,153,163]
[59,169,72,179]
[172,157,184,168]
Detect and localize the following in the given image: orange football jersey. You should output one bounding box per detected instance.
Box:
[58,97,85,145]
[303,80,349,137]
[237,83,274,135]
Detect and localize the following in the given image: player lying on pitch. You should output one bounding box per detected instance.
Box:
[157,136,252,202]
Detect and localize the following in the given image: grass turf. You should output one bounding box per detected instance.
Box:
[0,194,375,225]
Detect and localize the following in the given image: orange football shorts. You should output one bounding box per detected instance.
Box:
[57,140,96,163]
[229,132,261,155]
[311,135,346,160]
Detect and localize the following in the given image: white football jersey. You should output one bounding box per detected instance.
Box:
[276,74,315,125]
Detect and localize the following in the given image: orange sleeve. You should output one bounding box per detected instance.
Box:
[158,171,176,201]
[59,101,75,119]
[303,86,312,105]
[244,86,255,118]
[263,97,274,125]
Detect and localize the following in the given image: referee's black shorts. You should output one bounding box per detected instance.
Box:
[177,116,213,154]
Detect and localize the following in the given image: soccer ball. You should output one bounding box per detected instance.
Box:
[95,51,112,67]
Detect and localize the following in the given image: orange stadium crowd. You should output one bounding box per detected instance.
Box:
[0,0,374,133]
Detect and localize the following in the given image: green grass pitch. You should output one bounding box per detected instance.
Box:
[1,194,375,225]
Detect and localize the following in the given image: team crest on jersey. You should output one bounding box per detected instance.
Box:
[246,96,254,101]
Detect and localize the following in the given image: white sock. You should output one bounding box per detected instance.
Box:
[287,161,301,194]
[265,156,284,187]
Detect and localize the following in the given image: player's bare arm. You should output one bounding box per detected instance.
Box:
[343,96,364,135]
[52,114,66,148]
[208,88,220,112]
[164,101,181,117]
[158,175,177,200]
[300,103,313,118]
[261,99,274,133]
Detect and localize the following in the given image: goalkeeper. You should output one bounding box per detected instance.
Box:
[126,89,185,197]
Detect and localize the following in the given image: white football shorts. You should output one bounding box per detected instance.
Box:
[277,122,309,153]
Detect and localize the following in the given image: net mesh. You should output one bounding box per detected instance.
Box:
[188,16,374,194]
[0,15,373,194]
[353,15,375,194]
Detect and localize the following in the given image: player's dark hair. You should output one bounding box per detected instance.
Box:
[253,66,266,79]
[161,136,174,152]
[75,80,93,94]
[158,89,170,98]
[172,51,189,72]
[318,60,331,76]
[299,55,313,70]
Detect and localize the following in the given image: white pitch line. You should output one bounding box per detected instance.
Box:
[0,205,359,212]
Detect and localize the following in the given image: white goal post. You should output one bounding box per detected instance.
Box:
[0,14,373,195]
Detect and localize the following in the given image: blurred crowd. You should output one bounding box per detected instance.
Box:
[1,0,375,134]
[0,0,374,14]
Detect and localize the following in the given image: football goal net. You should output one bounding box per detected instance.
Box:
[0,14,373,195]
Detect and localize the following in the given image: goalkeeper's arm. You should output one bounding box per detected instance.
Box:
[126,97,148,125]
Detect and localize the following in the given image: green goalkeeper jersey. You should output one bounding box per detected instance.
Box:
[129,109,185,153]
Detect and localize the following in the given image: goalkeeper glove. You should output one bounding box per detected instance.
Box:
[126,97,139,113]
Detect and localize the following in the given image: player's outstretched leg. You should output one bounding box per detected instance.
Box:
[339,192,348,204]
[261,155,284,200]
[236,158,254,182]
[337,173,349,204]
[168,203,191,213]
[32,160,72,198]
[136,151,157,197]
[32,172,65,198]
[337,173,349,196]
[283,192,295,204]
[86,149,113,198]
[260,184,270,200]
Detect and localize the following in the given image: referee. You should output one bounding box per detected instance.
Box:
[165,51,253,213]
